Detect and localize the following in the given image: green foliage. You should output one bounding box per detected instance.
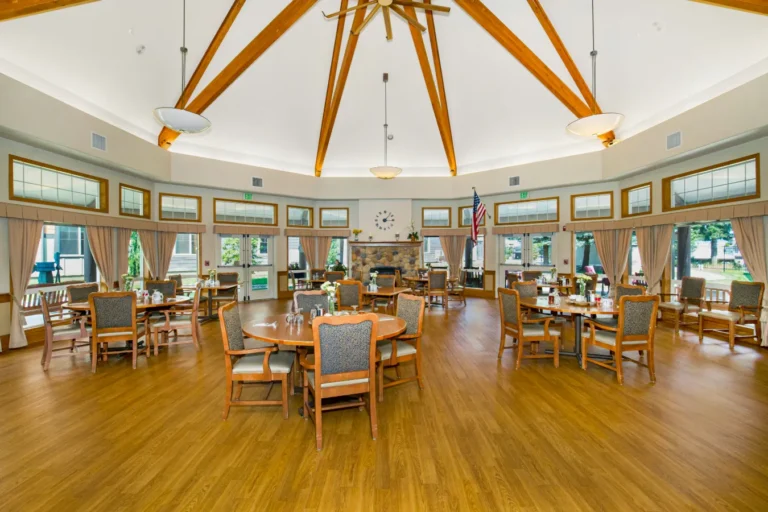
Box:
[221,237,241,266]
[326,238,341,268]
[128,231,142,277]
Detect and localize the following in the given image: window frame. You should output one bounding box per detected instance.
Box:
[286,205,314,228]
[570,191,614,221]
[620,182,652,218]
[662,154,761,212]
[494,196,560,226]
[319,207,350,228]
[213,198,278,226]
[119,183,151,219]
[159,192,202,223]
[421,207,452,228]
[458,206,485,227]
[9,155,109,213]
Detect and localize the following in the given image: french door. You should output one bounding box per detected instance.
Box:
[217,234,274,301]
[499,232,556,281]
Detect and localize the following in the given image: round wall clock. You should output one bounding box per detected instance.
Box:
[374,210,395,231]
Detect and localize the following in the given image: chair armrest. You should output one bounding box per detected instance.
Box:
[523,316,552,335]
[49,318,76,328]
[225,347,276,356]
[299,352,315,370]
[584,319,618,332]
[739,306,761,321]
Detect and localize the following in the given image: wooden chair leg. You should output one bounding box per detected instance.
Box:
[132,336,138,370]
[698,316,704,343]
[223,376,233,420]
[302,371,309,421]
[515,339,525,370]
[615,350,624,385]
[281,376,289,419]
[369,388,378,441]
[674,313,680,335]
[648,345,656,383]
[416,349,424,389]
[498,331,507,359]
[41,341,48,366]
[234,382,243,401]
[378,363,384,402]
[153,329,160,356]
[315,396,323,451]
[729,322,736,350]
[581,337,588,370]
[91,339,98,373]
[553,336,560,368]
[191,323,200,351]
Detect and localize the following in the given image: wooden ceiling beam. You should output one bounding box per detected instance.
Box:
[690,0,768,16]
[0,0,98,22]
[314,0,369,176]
[161,0,318,149]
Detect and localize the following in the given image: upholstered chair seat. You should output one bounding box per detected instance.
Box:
[699,310,757,322]
[307,372,369,389]
[233,352,295,374]
[659,301,701,312]
[52,324,92,338]
[377,341,417,361]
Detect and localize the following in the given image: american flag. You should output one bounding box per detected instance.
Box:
[471,189,487,245]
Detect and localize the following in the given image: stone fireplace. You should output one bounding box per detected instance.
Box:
[350,241,421,283]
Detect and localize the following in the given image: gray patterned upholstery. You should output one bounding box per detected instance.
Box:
[327,272,344,283]
[429,272,447,289]
[168,274,184,289]
[681,277,705,300]
[68,284,99,303]
[616,286,643,299]
[338,284,360,307]
[92,295,134,329]
[396,295,423,335]
[378,341,417,360]
[148,281,176,299]
[222,305,245,351]
[500,292,519,326]
[318,321,373,375]
[730,282,762,310]
[295,292,329,313]
[592,316,618,328]
[515,283,538,298]
[621,300,655,336]
[232,352,293,374]
[522,271,541,282]
[377,275,395,287]
[217,273,238,299]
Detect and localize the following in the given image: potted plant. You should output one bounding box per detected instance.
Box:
[332,261,347,274]
[407,221,419,242]
[352,228,362,241]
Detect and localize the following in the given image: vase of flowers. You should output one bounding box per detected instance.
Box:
[320,281,340,315]
[121,274,134,292]
[549,266,558,282]
[352,228,362,241]
[369,271,378,289]
[407,221,419,242]
[575,273,590,297]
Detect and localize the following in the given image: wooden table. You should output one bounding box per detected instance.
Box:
[363,287,411,314]
[64,296,191,313]
[537,282,573,293]
[182,284,238,321]
[520,297,618,363]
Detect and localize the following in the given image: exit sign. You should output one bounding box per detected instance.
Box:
[519,191,529,199]
[243,193,253,201]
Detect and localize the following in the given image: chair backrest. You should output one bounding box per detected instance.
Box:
[190,283,202,320]
[679,276,706,302]
[311,313,379,387]
[217,272,239,298]
[586,274,598,292]
[512,280,538,298]
[729,281,765,312]
[39,291,53,324]
[615,283,644,299]
[168,274,184,289]
[498,288,521,328]
[428,271,447,291]
[336,280,363,309]
[377,275,395,288]
[522,270,541,282]
[146,280,176,299]
[311,268,326,280]
[617,295,659,343]
[505,272,519,288]
[326,271,344,283]
[218,301,245,352]
[396,293,425,337]
[294,290,329,313]
[89,292,137,337]
[67,282,100,303]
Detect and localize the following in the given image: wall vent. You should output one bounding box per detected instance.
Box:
[91,132,107,151]
[509,176,520,187]
[252,177,263,188]
[666,131,682,150]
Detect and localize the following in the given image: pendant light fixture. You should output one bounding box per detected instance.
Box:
[566,0,623,138]
[153,0,211,134]
[370,73,403,180]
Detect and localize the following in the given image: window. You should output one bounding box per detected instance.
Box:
[663,154,759,211]
[127,231,145,290]
[326,237,349,268]
[160,193,201,222]
[530,234,553,266]
[288,236,308,271]
[503,235,523,265]
[423,237,446,265]
[219,235,241,266]
[459,206,485,227]
[119,184,151,219]
[168,234,199,285]
[501,233,554,268]
[495,198,558,225]
[575,232,604,276]
[671,221,749,290]
[214,198,277,226]
[422,207,451,228]
[319,208,349,228]
[10,155,108,213]
[621,183,652,217]
[627,232,645,285]
[287,205,313,227]
[30,224,95,286]
[463,235,484,288]
[571,192,613,220]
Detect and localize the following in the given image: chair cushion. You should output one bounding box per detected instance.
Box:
[521,323,549,337]
[52,325,91,339]
[96,329,145,338]
[590,330,647,347]
[659,301,700,312]
[151,315,193,329]
[307,371,369,389]
[378,341,417,361]
[699,310,758,323]
[232,351,294,375]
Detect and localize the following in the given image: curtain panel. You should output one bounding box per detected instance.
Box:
[156,232,178,280]
[138,230,158,279]
[300,236,317,270]
[593,228,633,297]
[8,219,43,349]
[440,235,466,279]
[316,237,333,269]
[635,225,674,295]
[86,226,116,291]
[116,229,132,290]
[731,216,768,345]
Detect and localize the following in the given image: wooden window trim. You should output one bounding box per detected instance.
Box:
[494,196,560,226]
[661,153,761,212]
[621,182,652,218]
[9,154,109,213]
[119,183,151,219]
[570,191,614,221]
[286,205,314,228]
[319,207,350,229]
[421,207,452,228]
[213,198,278,226]
[458,206,485,227]
[159,192,202,223]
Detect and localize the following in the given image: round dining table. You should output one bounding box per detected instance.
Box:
[63,295,191,313]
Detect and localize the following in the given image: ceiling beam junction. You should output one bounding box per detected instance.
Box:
[690,0,768,16]
[0,0,98,22]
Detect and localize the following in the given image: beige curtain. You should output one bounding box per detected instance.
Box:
[300,236,317,269]
[593,228,633,297]
[731,216,768,345]
[86,226,116,290]
[156,232,178,280]
[636,225,674,295]
[139,230,158,278]
[316,236,333,269]
[440,235,466,279]
[8,219,43,349]
[116,229,132,290]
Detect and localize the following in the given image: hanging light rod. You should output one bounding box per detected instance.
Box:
[370,72,402,179]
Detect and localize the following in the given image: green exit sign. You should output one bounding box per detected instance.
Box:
[519,191,529,199]
[243,193,253,201]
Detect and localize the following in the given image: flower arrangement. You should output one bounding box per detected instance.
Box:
[121,274,134,292]
[549,266,558,281]
[320,281,340,314]
[352,228,362,241]
[574,273,591,296]
[407,221,419,242]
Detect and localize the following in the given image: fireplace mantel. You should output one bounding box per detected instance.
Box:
[349,241,422,248]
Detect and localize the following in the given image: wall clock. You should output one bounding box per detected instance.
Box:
[375,210,395,231]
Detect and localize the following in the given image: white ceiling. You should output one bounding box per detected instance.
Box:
[0,0,767,177]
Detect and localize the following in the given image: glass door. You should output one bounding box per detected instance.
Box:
[217,234,275,301]
[500,234,525,286]
[499,232,556,285]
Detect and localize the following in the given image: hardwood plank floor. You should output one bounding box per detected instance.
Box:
[2,298,768,511]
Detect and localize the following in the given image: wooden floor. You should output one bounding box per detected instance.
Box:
[2,299,768,511]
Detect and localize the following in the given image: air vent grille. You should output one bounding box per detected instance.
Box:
[666,131,682,150]
[252,177,263,188]
[509,176,520,187]
[91,132,107,151]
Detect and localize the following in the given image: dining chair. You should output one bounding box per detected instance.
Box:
[425,271,449,311]
[699,281,765,349]
[372,275,396,311]
[512,280,550,320]
[88,291,148,372]
[658,277,706,334]
[505,272,519,289]
[326,271,345,283]
[218,301,294,420]
[310,268,326,289]
[583,295,660,385]
[448,270,467,306]
[591,283,646,329]
[522,270,542,282]
[294,290,329,314]
[145,280,177,299]
[498,287,560,369]
[211,272,239,308]
[336,279,363,311]
[40,291,91,371]
[377,293,425,401]
[66,282,100,303]
[377,275,395,287]
[302,313,379,450]
[167,274,184,290]
[150,283,202,356]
